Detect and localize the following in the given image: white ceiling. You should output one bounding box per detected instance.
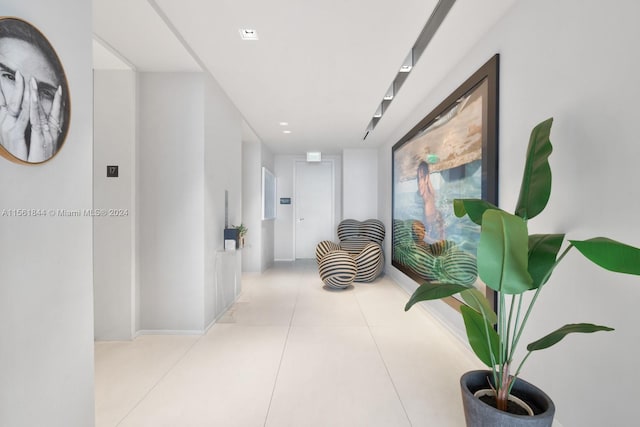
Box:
[93,0,516,154]
[92,38,132,70]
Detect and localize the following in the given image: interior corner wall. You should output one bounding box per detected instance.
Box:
[203,72,243,328]
[260,146,275,271]
[241,136,275,273]
[241,137,262,272]
[138,72,205,332]
[93,70,136,341]
[343,148,379,220]
[0,1,94,426]
[380,1,640,425]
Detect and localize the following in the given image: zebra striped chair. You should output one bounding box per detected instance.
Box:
[316,219,385,289]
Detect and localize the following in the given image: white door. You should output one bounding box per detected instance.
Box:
[294,160,334,259]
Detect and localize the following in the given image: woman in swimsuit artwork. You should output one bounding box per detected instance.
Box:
[0,17,70,164]
[416,160,445,243]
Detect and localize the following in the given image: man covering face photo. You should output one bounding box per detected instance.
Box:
[0,17,70,164]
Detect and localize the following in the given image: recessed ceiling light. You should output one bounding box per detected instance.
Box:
[239,29,259,40]
[399,51,413,73]
[279,122,289,126]
[383,84,394,101]
[283,130,292,134]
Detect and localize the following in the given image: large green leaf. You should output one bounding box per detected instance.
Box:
[461,305,500,367]
[478,210,533,294]
[405,282,469,311]
[528,234,565,288]
[453,199,501,225]
[527,323,614,352]
[515,118,554,220]
[571,237,640,275]
[460,288,497,325]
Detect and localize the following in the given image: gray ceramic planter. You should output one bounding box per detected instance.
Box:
[460,370,555,427]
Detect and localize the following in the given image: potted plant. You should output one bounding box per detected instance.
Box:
[405,118,640,426]
[232,223,248,248]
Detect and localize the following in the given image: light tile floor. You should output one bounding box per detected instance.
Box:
[95,260,486,427]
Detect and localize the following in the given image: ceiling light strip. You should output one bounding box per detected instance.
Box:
[413,0,456,64]
[363,0,457,140]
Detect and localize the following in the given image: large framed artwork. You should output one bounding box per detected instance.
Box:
[0,17,71,165]
[392,54,499,310]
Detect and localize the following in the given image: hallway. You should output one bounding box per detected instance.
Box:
[95,261,483,426]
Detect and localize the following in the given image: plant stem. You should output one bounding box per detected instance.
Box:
[497,290,512,394]
[510,294,524,358]
[497,362,512,411]
[505,293,516,364]
[513,351,532,381]
[509,244,574,365]
[509,287,540,364]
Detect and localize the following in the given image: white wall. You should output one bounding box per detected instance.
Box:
[93,70,136,340]
[274,154,342,260]
[136,71,242,333]
[242,137,262,272]
[274,155,295,260]
[381,1,640,425]
[261,148,275,271]
[203,72,243,327]
[0,1,94,426]
[138,72,205,332]
[241,132,275,273]
[343,148,378,220]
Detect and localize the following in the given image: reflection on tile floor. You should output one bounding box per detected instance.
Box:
[95,261,488,427]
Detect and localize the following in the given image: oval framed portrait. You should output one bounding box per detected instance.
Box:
[0,17,71,164]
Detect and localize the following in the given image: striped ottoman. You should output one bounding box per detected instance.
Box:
[318,250,357,289]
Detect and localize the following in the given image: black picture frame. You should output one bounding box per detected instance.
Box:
[391,54,499,311]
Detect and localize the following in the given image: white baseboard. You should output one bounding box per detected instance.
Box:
[135,329,204,336]
[135,290,243,338]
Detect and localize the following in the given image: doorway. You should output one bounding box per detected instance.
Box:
[294,160,335,259]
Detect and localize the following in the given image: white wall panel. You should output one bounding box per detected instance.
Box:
[0,1,94,425]
[343,149,378,220]
[93,70,136,341]
[381,1,640,425]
